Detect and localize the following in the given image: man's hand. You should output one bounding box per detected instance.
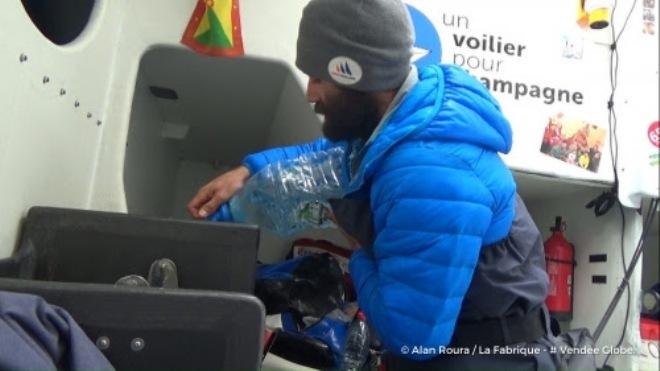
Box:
[187,166,250,219]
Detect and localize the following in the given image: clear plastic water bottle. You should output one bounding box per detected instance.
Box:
[209,193,337,236]
[208,145,348,237]
[342,311,371,370]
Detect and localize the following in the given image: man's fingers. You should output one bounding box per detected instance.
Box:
[187,189,212,218]
[199,194,224,218]
[188,167,247,219]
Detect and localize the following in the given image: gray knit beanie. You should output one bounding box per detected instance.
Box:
[296,0,414,92]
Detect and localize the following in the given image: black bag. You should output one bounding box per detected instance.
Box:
[256,253,345,318]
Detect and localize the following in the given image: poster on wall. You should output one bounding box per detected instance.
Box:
[539,113,606,173]
[405,0,620,182]
[619,119,659,207]
[616,0,659,206]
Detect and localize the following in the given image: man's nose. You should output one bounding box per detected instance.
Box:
[306,78,321,103]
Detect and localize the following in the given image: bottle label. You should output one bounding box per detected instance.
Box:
[297,201,336,228]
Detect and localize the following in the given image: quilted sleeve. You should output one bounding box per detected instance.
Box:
[241,137,337,175]
[348,145,495,361]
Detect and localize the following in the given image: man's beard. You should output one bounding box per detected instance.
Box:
[314,89,381,142]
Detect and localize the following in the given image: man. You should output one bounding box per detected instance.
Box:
[188,0,558,369]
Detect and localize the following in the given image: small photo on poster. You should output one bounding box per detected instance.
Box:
[540,113,607,173]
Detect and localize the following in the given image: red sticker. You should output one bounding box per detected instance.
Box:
[649,121,660,148]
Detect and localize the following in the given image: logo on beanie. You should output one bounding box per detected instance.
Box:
[328,56,363,85]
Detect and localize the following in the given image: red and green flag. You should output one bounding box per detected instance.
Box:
[181,0,244,57]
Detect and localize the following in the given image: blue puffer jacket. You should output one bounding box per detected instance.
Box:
[242,64,516,360]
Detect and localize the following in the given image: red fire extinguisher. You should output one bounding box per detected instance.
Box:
[544,216,576,321]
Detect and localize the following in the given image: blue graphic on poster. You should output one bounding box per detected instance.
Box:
[407,4,442,68]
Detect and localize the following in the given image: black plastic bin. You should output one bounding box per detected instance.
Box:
[2,207,260,292]
[0,206,265,370]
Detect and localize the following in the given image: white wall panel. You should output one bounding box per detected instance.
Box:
[0,0,124,257]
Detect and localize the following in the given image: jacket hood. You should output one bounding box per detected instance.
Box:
[348,64,513,191]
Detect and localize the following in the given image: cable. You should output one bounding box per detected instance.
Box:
[607,202,629,358]
[585,0,638,218]
[590,0,640,368]
[600,199,658,367]
[596,198,658,367]
[600,201,629,367]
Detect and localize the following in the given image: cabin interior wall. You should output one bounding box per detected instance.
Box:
[522,183,642,370]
